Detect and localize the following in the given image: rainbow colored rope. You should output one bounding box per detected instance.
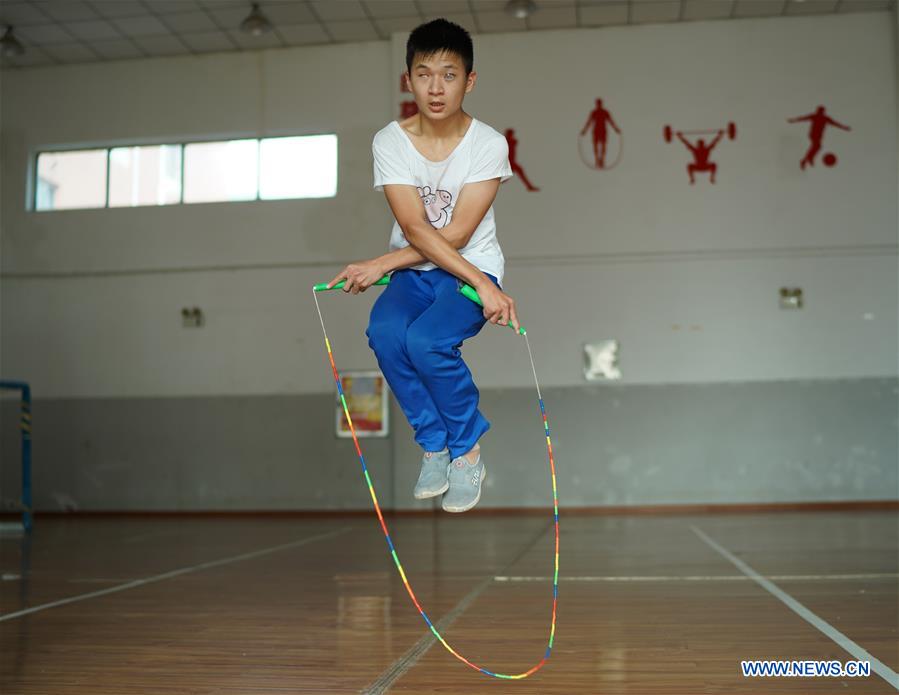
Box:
[312,284,559,679]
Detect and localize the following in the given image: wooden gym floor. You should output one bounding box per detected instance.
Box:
[1,510,897,694]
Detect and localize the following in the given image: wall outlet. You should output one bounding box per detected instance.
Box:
[182,307,205,328]
[779,287,803,309]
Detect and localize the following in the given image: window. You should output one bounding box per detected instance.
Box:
[109,144,182,208]
[35,149,107,211]
[33,134,337,211]
[183,139,258,204]
[260,134,337,200]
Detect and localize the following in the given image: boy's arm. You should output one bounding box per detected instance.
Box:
[329,178,518,330]
[327,178,501,285]
[390,181,518,330]
[379,178,502,272]
[384,183,490,288]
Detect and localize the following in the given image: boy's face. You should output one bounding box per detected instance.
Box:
[406,51,476,121]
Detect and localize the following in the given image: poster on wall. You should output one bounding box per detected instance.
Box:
[787,106,850,170]
[578,98,622,170]
[336,371,390,438]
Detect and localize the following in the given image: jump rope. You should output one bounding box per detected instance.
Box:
[312,275,559,679]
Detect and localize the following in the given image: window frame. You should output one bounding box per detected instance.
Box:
[31,133,338,212]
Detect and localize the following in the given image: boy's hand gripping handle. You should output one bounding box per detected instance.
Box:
[314,275,525,335]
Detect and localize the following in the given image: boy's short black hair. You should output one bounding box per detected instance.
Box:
[406,18,473,75]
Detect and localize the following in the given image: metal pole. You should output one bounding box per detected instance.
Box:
[21,384,32,532]
[1,380,32,532]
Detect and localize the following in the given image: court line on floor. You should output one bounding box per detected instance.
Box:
[691,524,899,692]
[361,520,554,695]
[362,575,494,694]
[494,573,899,582]
[0,526,351,623]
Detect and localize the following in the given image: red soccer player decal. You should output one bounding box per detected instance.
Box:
[787,105,850,170]
[579,98,621,170]
[504,128,539,192]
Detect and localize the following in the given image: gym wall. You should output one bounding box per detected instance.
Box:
[1,12,896,511]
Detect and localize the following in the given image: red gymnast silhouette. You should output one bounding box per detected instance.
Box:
[787,106,850,170]
[579,98,621,169]
[677,129,724,184]
[504,128,539,192]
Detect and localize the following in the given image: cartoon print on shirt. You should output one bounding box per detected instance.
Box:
[417,185,453,228]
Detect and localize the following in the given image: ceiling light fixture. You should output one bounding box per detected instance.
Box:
[240,3,273,37]
[0,26,25,58]
[504,0,537,20]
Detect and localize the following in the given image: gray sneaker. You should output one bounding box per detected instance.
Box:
[413,449,450,499]
[442,452,486,513]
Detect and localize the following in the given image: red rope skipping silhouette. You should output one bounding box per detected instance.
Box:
[787,106,850,170]
[579,98,621,169]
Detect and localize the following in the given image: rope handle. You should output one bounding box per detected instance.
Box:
[314,275,526,335]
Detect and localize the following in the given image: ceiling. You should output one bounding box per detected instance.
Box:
[0,0,894,70]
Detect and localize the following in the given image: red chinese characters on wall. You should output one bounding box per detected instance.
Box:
[399,71,418,119]
[399,100,418,119]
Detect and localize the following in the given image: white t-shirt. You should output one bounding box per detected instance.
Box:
[372,118,513,286]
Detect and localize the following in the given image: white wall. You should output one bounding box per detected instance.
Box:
[432,12,897,387]
[2,41,394,397]
[2,12,896,399]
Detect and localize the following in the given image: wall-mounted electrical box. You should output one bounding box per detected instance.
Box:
[182,307,205,328]
[779,287,803,309]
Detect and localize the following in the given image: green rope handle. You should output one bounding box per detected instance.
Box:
[314,275,525,335]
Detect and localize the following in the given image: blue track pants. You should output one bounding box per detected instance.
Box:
[366,268,497,460]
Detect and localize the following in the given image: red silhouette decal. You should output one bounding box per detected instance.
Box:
[679,131,723,184]
[663,122,736,184]
[579,98,621,170]
[504,128,539,192]
[399,99,418,119]
[787,106,850,170]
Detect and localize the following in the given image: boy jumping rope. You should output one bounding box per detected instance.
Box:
[328,19,519,513]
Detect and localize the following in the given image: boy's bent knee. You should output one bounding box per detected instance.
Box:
[405,328,439,367]
[406,328,458,369]
[367,320,404,358]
